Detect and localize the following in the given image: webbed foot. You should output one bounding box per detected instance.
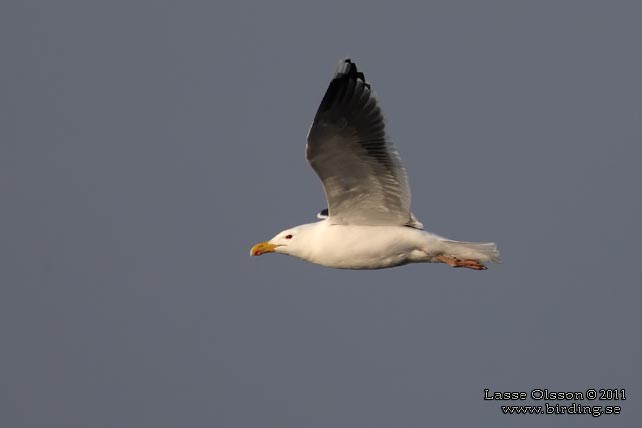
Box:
[436,255,487,270]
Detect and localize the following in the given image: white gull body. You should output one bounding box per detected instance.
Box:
[251,59,501,270]
[265,222,500,270]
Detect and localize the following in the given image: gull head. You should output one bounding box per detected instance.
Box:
[250,227,300,257]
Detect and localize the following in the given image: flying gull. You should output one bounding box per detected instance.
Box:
[250,59,501,270]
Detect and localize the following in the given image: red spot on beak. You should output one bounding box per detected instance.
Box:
[250,242,276,257]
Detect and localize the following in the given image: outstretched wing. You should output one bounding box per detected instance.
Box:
[306,59,415,226]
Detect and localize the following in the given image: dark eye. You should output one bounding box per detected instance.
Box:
[285,234,293,239]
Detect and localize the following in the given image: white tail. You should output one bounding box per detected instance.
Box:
[441,240,502,263]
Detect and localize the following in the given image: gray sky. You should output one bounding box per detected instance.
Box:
[2,1,641,427]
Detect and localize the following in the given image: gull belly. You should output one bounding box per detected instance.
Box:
[301,221,441,269]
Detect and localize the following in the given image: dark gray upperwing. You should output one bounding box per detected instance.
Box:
[306,59,415,226]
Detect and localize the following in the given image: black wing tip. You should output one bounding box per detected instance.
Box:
[314,58,372,118]
[335,58,370,89]
[317,208,329,219]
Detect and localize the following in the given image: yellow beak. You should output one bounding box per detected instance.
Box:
[250,241,279,256]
